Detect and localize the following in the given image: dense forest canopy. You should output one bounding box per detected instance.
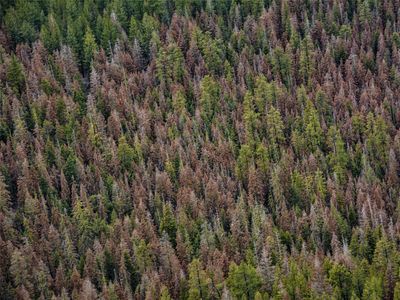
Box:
[1,0,400,299]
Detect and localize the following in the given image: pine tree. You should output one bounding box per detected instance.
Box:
[243,92,260,145]
[100,15,117,55]
[327,126,348,184]
[284,260,310,299]
[6,55,25,96]
[394,282,400,300]
[160,202,177,246]
[299,35,314,86]
[227,261,262,299]
[200,75,220,129]
[266,106,285,161]
[328,263,352,300]
[365,114,389,178]
[4,0,41,45]
[117,136,137,173]
[83,27,98,72]
[272,46,292,88]
[160,285,173,299]
[143,0,167,20]
[188,259,211,300]
[362,275,383,300]
[303,100,323,152]
[40,14,62,52]
[0,174,10,213]
[236,144,253,181]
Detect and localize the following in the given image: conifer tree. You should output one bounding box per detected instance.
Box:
[83,27,98,72]
[188,259,210,300]
[6,55,25,96]
[227,261,262,300]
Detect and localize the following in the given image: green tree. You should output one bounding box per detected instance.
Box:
[352,259,369,298]
[243,92,260,144]
[255,143,270,175]
[188,259,210,300]
[315,89,333,125]
[236,144,253,181]
[303,100,323,152]
[328,263,352,300]
[63,149,78,183]
[83,27,98,72]
[4,0,42,44]
[66,22,81,58]
[112,0,129,30]
[6,55,25,96]
[117,136,137,173]
[284,260,310,299]
[40,14,62,52]
[299,35,314,85]
[394,282,400,300]
[327,126,348,184]
[254,78,283,111]
[365,113,389,178]
[159,202,177,246]
[201,37,224,76]
[0,174,10,213]
[156,43,185,88]
[143,0,167,19]
[266,107,285,161]
[99,15,117,54]
[362,275,383,300]
[227,261,262,300]
[160,285,173,300]
[272,46,292,87]
[200,75,220,128]
[140,13,160,51]
[123,251,141,293]
[129,16,142,42]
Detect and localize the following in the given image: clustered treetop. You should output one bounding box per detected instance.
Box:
[1,0,400,299]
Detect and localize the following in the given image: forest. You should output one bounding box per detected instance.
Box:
[1,0,400,299]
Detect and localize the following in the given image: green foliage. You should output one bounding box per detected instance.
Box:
[0,174,10,213]
[98,15,118,54]
[4,0,42,44]
[254,78,283,111]
[1,1,400,299]
[303,99,323,152]
[6,56,25,96]
[72,199,107,253]
[117,136,138,173]
[160,202,177,245]
[272,46,292,88]
[160,285,173,299]
[200,75,220,128]
[83,27,98,72]
[283,260,311,299]
[236,144,253,180]
[299,35,314,85]
[40,14,62,52]
[188,259,211,300]
[63,148,78,183]
[157,43,185,86]
[362,275,383,300]
[227,261,262,300]
[243,92,260,143]
[266,107,285,161]
[124,251,141,292]
[365,113,389,178]
[328,263,352,300]
[394,282,400,300]
[143,0,167,20]
[327,126,348,184]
